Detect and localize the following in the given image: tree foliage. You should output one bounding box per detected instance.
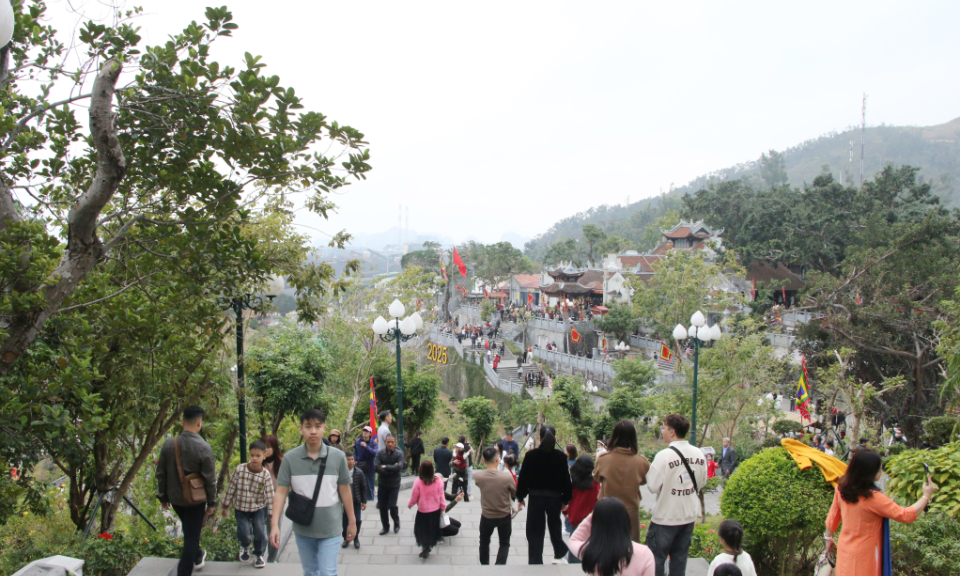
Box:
[247,321,334,435]
[459,396,498,450]
[720,447,834,576]
[596,303,640,342]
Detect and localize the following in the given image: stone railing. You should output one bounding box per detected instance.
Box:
[531,346,615,379]
[782,310,820,327]
[426,324,464,358]
[768,333,797,350]
[459,305,482,318]
[528,317,568,332]
[482,358,524,395]
[629,334,660,351]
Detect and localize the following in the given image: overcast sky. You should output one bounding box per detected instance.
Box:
[47,0,960,248]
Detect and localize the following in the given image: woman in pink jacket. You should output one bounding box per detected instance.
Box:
[408,460,447,559]
[569,498,655,576]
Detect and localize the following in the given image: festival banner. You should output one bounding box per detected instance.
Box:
[453,248,467,278]
[369,377,379,440]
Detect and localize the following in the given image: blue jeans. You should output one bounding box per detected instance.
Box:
[235,508,267,557]
[294,534,340,576]
[364,467,376,500]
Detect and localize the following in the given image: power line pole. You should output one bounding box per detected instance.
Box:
[860,93,867,188]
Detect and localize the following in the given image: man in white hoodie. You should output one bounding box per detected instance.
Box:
[645,414,707,576]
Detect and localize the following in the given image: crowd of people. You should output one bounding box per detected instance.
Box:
[155,403,938,576]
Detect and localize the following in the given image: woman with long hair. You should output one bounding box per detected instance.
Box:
[825,449,935,576]
[261,435,284,563]
[517,425,573,564]
[408,460,446,558]
[593,420,650,542]
[569,497,654,576]
[262,435,284,481]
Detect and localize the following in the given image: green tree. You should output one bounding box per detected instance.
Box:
[688,316,788,442]
[598,235,635,255]
[248,321,334,435]
[400,241,441,271]
[582,224,607,262]
[631,249,745,341]
[759,149,788,189]
[596,303,639,342]
[0,5,370,375]
[552,376,596,450]
[459,396,499,450]
[475,242,532,289]
[640,209,680,250]
[544,238,581,266]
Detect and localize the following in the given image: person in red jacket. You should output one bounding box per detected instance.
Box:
[707,453,718,479]
[563,455,601,564]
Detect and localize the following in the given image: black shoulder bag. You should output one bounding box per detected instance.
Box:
[286,455,328,525]
[669,446,700,494]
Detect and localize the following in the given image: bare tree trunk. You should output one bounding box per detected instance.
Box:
[216,425,239,496]
[0,60,126,375]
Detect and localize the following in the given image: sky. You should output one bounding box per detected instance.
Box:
[44,0,960,249]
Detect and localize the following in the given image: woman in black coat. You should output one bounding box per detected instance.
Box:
[516,425,572,564]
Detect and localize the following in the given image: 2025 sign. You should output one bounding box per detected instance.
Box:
[427,344,448,364]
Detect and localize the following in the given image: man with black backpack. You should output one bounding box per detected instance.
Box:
[645,414,708,576]
[156,406,217,576]
[270,409,355,576]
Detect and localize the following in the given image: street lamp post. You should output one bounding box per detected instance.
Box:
[372,300,423,455]
[672,310,722,446]
[221,275,284,463]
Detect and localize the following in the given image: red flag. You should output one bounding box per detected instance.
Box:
[751,279,756,299]
[453,248,467,278]
[484,288,489,299]
[528,293,534,305]
[782,286,787,301]
[416,299,422,310]
[440,257,447,281]
[369,377,379,441]
[571,326,581,343]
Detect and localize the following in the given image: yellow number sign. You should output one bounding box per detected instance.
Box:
[427,343,448,364]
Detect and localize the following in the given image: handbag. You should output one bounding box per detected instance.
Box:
[174,438,207,506]
[285,455,328,525]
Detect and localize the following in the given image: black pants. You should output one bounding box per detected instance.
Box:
[526,495,567,564]
[172,503,206,576]
[479,515,512,565]
[645,522,695,576]
[441,518,461,537]
[342,502,362,541]
[411,455,421,477]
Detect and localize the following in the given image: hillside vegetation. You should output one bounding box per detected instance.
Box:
[524,117,960,260]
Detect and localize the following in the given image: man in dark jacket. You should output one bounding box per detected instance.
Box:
[516,425,572,564]
[720,437,738,478]
[343,452,368,549]
[373,434,407,535]
[156,406,217,576]
[502,432,520,460]
[353,426,378,499]
[409,430,426,475]
[434,437,453,479]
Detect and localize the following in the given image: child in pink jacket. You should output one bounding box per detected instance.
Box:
[408,460,447,559]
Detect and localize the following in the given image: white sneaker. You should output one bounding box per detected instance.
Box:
[239,547,250,562]
[194,549,207,569]
[552,557,568,565]
[254,556,265,569]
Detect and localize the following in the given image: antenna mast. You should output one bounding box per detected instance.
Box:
[859,93,867,187]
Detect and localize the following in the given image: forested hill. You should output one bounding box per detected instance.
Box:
[523,117,960,261]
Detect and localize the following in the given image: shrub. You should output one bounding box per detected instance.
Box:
[922,416,959,445]
[891,512,960,575]
[761,436,781,448]
[770,420,802,436]
[720,447,834,575]
[887,443,960,517]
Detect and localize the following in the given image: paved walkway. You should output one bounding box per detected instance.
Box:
[277,479,717,569]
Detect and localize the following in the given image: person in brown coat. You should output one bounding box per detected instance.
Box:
[593,420,650,542]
